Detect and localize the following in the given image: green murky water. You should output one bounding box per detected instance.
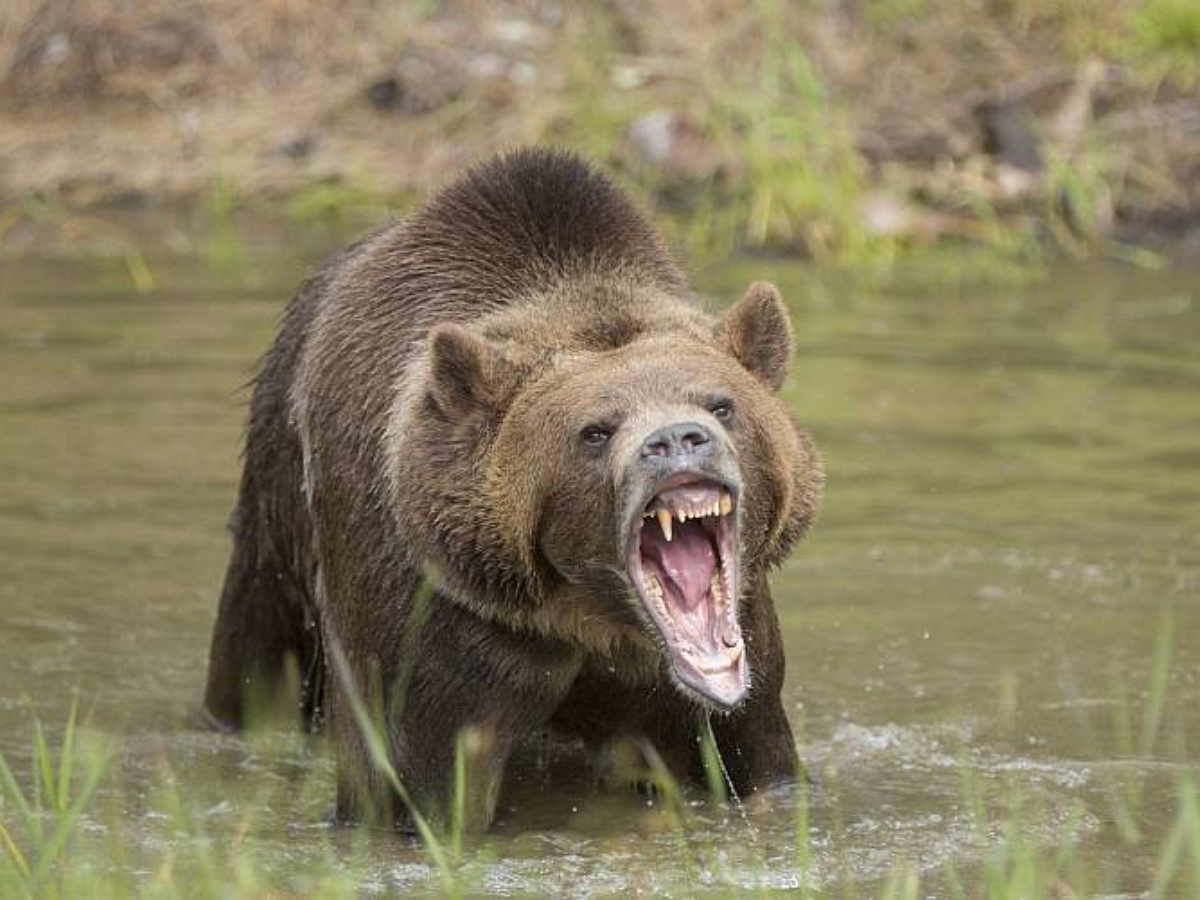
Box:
[1,246,1197,895]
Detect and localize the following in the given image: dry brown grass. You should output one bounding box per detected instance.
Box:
[1,0,384,103]
[0,0,1197,258]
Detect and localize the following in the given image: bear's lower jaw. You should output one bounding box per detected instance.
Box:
[629,476,747,709]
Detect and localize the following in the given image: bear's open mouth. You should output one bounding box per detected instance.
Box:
[628,474,747,709]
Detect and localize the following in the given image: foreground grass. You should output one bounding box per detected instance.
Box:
[2,681,1200,897]
[2,737,1195,898]
[2,619,1200,897]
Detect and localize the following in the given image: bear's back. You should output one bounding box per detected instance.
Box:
[404,147,687,300]
[291,150,689,451]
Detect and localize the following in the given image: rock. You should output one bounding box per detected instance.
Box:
[858,191,957,240]
[992,163,1039,202]
[977,99,1043,174]
[366,76,401,110]
[626,110,722,181]
[365,50,466,116]
[265,134,317,162]
[627,111,676,165]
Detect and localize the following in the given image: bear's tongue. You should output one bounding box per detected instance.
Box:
[633,491,746,709]
[640,520,715,614]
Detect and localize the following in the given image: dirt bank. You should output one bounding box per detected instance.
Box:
[2,0,1199,260]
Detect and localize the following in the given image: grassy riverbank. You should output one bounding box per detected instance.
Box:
[2,0,1200,264]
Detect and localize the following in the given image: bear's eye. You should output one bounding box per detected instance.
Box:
[580,424,614,449]
[709,399,735,423]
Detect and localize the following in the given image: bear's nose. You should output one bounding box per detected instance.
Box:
[641,422,713,459]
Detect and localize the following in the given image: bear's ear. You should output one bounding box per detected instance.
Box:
[427,324,511,417]
[717,282,793,392]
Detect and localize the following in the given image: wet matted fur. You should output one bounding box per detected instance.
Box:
[203,148,823,830]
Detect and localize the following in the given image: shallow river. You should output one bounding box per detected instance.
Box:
[1,245,1197,896]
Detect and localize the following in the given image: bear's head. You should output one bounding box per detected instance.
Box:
[389,280,822,710]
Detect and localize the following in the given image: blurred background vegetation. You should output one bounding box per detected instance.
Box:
[1,0,1199,267]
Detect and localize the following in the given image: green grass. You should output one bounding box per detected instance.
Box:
[2,614,1197,897]
[3,1,1198,271]
[1127,0,1200,88]
[0,699,112,899]
[517,0,1198,268]
[323,636,458,893]
[528,1,928,265]
[284,176,402,232]
[2,198,157,294]
[10,0,1199,287]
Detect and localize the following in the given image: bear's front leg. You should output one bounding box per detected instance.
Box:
[329,592,581,833]
[707,573,801,794]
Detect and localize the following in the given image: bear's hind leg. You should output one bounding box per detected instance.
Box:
[202,507,320,731]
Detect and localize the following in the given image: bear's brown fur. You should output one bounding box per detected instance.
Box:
[203,148,823,831]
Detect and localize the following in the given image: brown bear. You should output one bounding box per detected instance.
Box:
[202,147,823,831]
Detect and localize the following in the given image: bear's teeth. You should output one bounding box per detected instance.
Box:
[657,509,673,541]
[645,574,674,629]
[643,488,732,526]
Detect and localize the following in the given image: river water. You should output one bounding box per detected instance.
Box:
[1,245,1197,895]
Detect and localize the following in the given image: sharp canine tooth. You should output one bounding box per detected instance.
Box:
[657,509,673,541]
[711,571,726,605]
[720,492,732,515]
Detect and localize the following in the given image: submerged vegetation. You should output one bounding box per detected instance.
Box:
[1,0,1199,266]
[1,618,1196,898]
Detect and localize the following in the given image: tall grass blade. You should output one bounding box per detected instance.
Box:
[1139,609,1174,759]
[794,780,813,898]
[325,637,458,894]
[124,248,155,294]
[32,720,53,821]
[0,744,38,842]
[27,751,108,892]
[451,729,468,863]
[1180,778,1200,892]
[698,717,728,804]
[55,698,78,812]
[0,819,31,880]
[1150,801,1187,900]
[638,739,709,880]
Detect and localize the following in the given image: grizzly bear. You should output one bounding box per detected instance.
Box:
[203,148,822,831]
